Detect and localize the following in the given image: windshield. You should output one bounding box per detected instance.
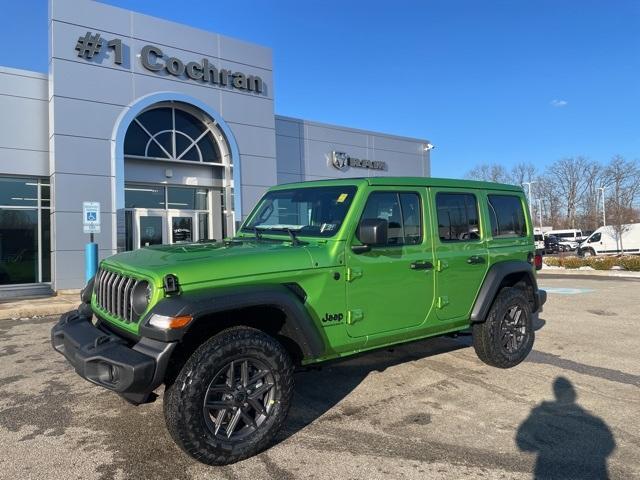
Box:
[241,186,358,238]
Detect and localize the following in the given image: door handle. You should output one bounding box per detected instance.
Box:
[466,255,485,265]
[410,260,433,270]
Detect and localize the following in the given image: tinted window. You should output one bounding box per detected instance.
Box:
[167,187,208,210]
[0,177,38,207]
[589,232,601,242]
[488,195,527,238]
[359,192,422,246]
[125,184,165,208]
[436,193,480,241]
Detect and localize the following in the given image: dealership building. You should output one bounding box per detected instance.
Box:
[0,0,431,295]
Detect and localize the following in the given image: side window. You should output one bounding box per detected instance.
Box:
[589,232,601,243]
[436,193,480,242]
[488,194,527,238]
[359,191,422,246]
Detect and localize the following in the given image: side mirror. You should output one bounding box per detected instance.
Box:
[353,218,388,253]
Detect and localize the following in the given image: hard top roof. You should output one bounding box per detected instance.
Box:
[271,176,523,192]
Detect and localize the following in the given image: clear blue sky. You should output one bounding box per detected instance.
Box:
[1,0,638,178]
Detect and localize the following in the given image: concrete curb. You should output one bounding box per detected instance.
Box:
[539,267,640,279]
[0,294,78,320]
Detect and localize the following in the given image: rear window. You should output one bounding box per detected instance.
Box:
[488,194,527,238]
[436,193,480,241]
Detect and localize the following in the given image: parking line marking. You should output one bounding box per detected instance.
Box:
[540,287,595,295]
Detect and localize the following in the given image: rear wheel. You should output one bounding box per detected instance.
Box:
[472,287,534,368]
[164,326,294,465]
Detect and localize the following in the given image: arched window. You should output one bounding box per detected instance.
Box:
[124,105,222,163]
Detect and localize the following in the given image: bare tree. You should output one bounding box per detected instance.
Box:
[545,157,591,228]
[603,156,640,253]
[464,156,640,233]
[579,162,606,231]
[465,163,511,183]
[510,162,537,186]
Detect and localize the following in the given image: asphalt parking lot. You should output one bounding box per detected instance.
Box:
[1,275,639,479]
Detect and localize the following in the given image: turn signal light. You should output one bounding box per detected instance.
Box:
[149,314,193,330]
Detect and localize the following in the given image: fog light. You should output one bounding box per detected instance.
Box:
[149,314,193,330]
[97,362,119,384]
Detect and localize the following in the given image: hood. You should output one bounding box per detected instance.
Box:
[101,239,320,288]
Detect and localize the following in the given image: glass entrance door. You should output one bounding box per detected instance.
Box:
[168,211,198,244]
[132,209,200,248]
[134,209,167,248]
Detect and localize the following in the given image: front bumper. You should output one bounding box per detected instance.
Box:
[51,310,176,404]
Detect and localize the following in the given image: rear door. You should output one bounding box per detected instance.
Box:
[431,189,489,321]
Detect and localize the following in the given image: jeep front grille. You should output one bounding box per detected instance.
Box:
[94,268,141,323]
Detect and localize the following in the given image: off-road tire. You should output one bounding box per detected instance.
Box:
[163,326,294,465]
[472,287,534,368]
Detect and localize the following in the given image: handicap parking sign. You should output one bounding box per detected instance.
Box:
[83,201,101,234]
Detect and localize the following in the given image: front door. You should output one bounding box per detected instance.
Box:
[135,209,167,248]
[132,209,200,248]
[345,188,435,338]
[431,189,489,321]
[168,210,198,244]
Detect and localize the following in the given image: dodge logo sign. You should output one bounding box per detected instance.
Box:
[331,151,386,171]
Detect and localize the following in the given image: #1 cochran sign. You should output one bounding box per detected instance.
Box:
[83,202,101,234]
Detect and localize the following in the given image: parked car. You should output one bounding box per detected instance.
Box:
[52,177,546,465]
[578,223,640,256]
[545,229,583,251]
[544,235,560,254]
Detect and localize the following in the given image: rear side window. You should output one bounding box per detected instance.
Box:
[359,191,422,246]
[488,194,527,238]
[436,193,480,241]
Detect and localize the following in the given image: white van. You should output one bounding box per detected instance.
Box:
[545,229,583,251]
[579,224,640,256]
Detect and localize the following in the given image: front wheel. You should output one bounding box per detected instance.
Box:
[472,287,534,368]
[163,327,294,465]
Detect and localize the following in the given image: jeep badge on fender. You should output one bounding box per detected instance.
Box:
[52,177,546,465]
[322,312,344,323]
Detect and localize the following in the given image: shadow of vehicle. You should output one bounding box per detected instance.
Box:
[516,377,616,479]
[275,334,472,442]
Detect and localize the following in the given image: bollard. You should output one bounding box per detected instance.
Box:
[85,242,98,282]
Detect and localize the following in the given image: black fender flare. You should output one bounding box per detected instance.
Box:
[470,260,543,323]
[138,284,325,358]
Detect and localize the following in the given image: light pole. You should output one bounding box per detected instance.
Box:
[536,199,543,229]
[597,187,606,226]
[522,181,537,219]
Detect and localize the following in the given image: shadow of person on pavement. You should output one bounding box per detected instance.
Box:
[516,376,615,479]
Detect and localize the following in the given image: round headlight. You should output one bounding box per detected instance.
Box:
[132,281,152,316]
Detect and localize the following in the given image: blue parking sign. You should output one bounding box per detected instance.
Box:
[83,201,101,234]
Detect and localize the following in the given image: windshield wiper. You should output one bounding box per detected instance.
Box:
[283,228,300,246]
[253,226,301,246]
[254,227,263,242]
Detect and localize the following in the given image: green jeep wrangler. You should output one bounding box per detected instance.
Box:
[52,177,545,465]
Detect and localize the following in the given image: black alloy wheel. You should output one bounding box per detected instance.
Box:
[499,305,527,355]
[203,358,276,441]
